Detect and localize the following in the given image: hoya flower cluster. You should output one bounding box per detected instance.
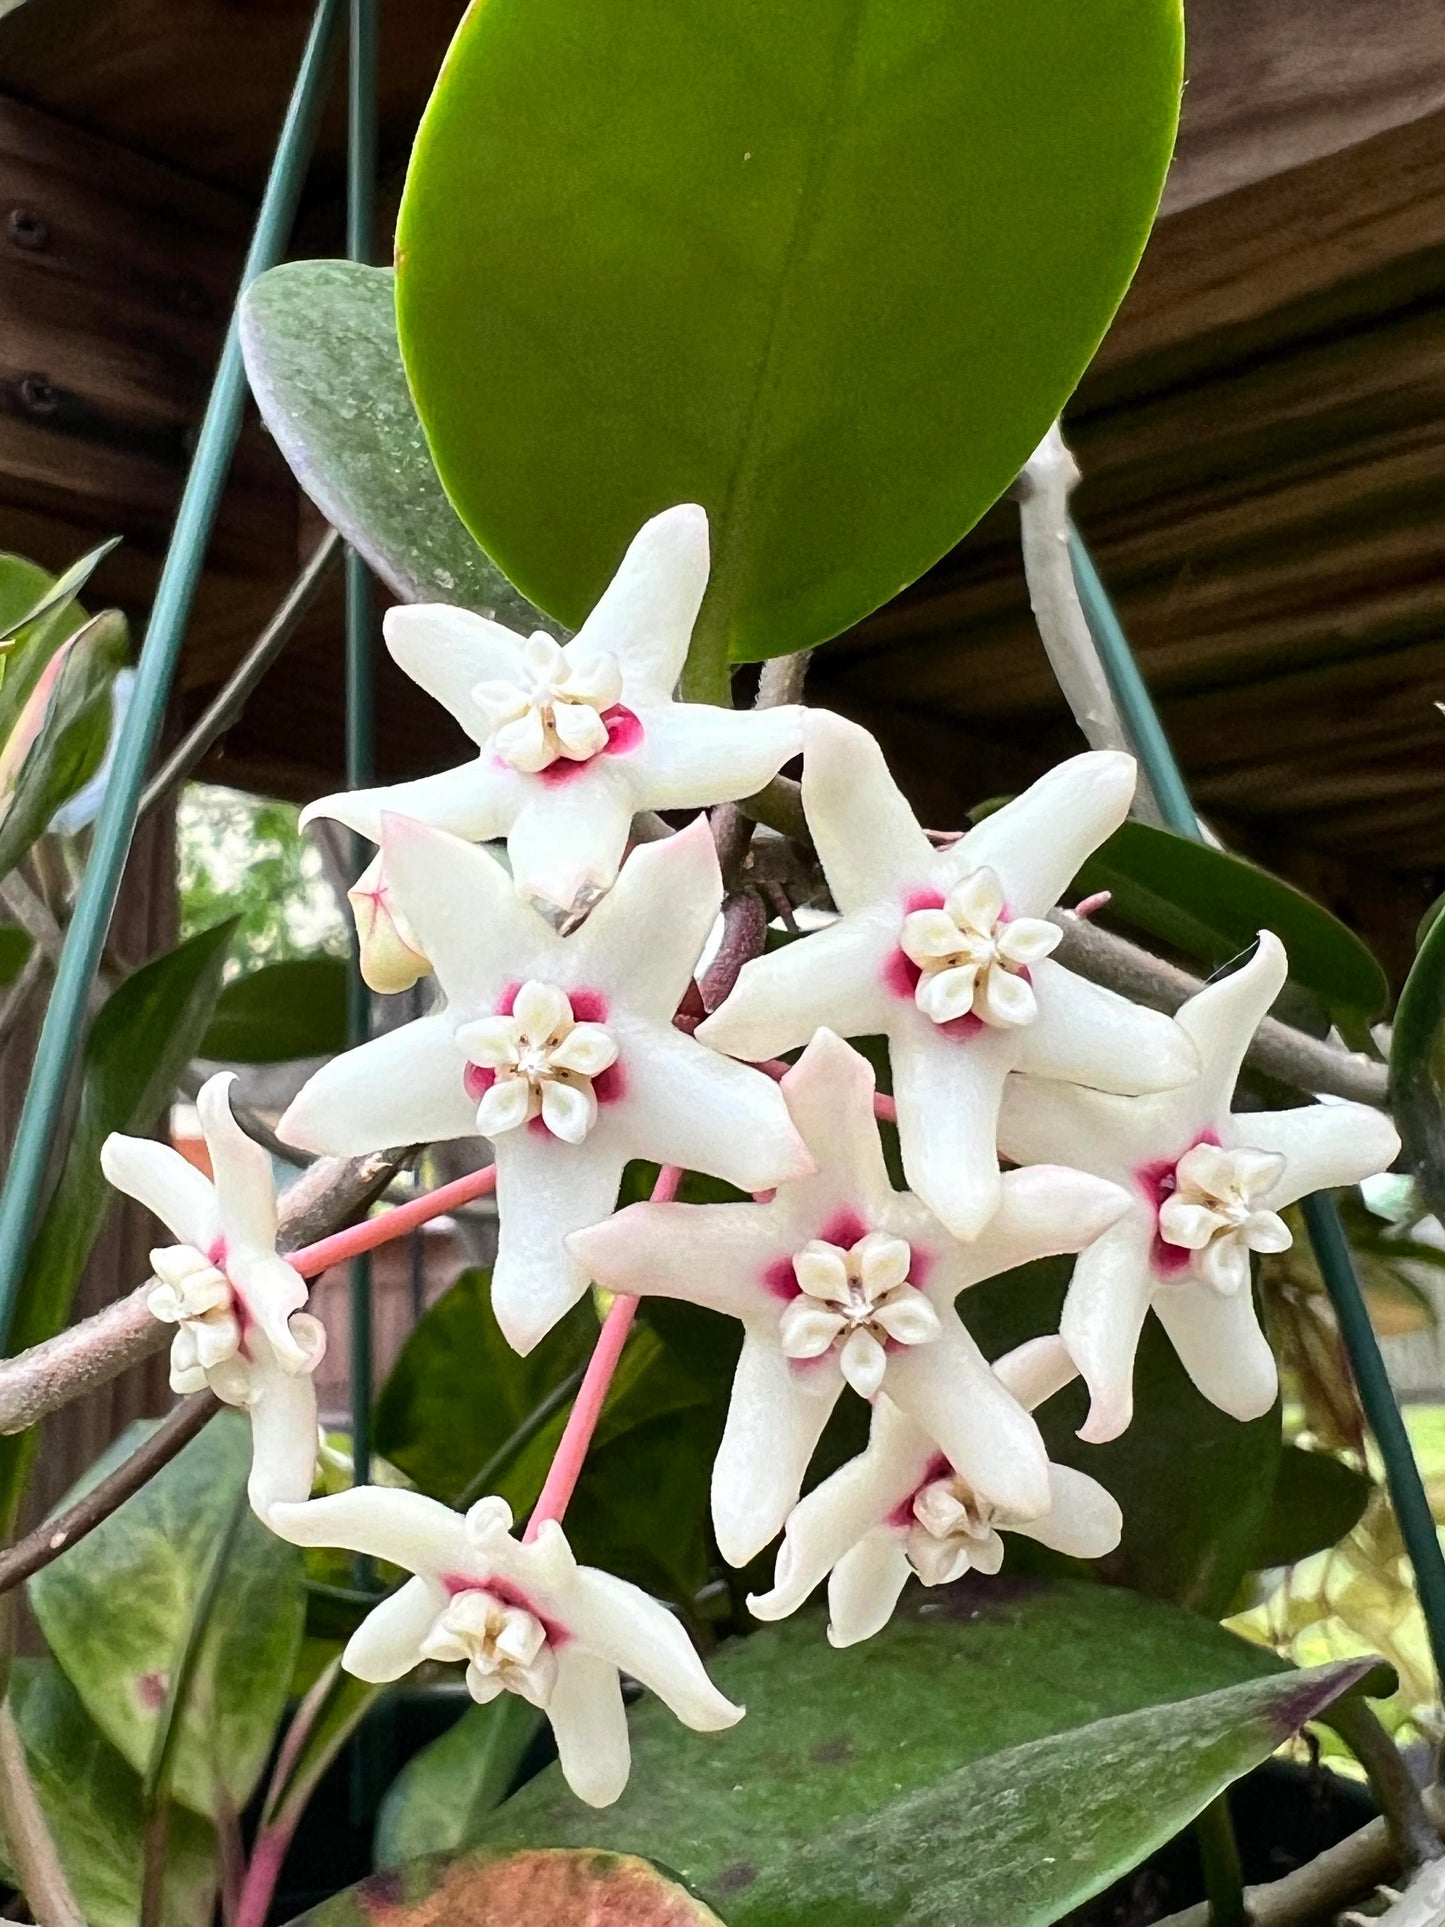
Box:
[103,505,1400,1806]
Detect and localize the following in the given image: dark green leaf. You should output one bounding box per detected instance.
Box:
[1249,1445,1373,1571]
[1392,906,1445,1221]
[0,607,128,884]
[374,1692,541,1869]
[0,919,235,1533]
[28,1414,305,1818]
[299,1849,726,1926]
[463,1582,1380,1927]
[1076,821,1388,1021]
[200,954,348,1063]
[0,924,32,987]
[1,1661,216,1927]
[240,261,558,630]
[397,0,1182,686]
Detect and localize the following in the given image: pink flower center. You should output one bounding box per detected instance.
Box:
[1136,1129,1222,1276]
[496,705,643,787]
[440,1573,571,1648]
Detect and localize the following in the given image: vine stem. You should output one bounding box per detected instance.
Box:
[522,1165,682,1541]
[288,1162,497,1279]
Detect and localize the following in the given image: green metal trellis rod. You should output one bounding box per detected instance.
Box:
[0,0,346,1346]
[1071,524,1445,1695]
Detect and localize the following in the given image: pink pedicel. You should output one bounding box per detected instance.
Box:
[1136,1129,1223,1276]
[439,1573,571,1649]
[888,1454,951,1530]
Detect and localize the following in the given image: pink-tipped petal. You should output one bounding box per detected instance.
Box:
[951,752,1135,920]
[775,1030,894,1215]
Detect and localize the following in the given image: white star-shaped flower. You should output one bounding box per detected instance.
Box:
[749,1335,1122,1646]
[100,1073,325,1518]
[279,817,812,1355]
[267,1488,741,1808]
[568,1028,1128,1565]
[696,711,1198,1240]
[302,504,801,916]
[998,931,1401,1442]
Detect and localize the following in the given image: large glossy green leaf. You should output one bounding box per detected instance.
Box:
[0,920,235,1532]
[200,954,348,1063]
[397,0,1183,686]
[0,607,127,884]
[1248,1444,1373,1571]
[463,1584,1380,1926]
[28,1413,305,1819]
[0,1662,216,1927]
[300,1850,726,1927]
[374,1693,541,1870]
[240,261,558,630]
[1075,821,1389,1021]
[1392,907,1445,1220]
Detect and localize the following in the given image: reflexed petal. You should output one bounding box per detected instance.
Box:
[490,1126,628,1354]
[793,1242,850,1301]
[619,1024,813,1194]
[1242,1102,1401,1210]
[194,1315,241,1369]
[1158,1200,1225,1250]
[548,1024,618,1077]
[978,966,1037,1028]
[1059,1214,1158,1442]
[883,1318,1050,1520]
[1152,1276,1279,1421]
[992,1334,1079,1412]
[345,1576,448,1683]
[840,1327,887,1397]
[552,701,609,765]
[1175,933,1288,1118]
[475,1075,535,1138]
[513,980,572,1040]
[947,867,1005,935]
[827,1531,913,1648]
[301,759,517,845]
[539,1078,597,1144]
[574,816,720,1018]
[383,603,529,744]
[800,710,936,914]
[916,963,980,1025]
[890,1024,1018,1241]
[958,1165,1131,1295]
[197,1072,277,1255]
[100,1135,217,1252]
[637,701,802,811]
[570,503,710,700]
[280,1014,480,1156]
[1016,1465,1123,1561]
[996,917,1062,966]
[1198,1236,1251,1297]
[873,1291,941,1346]
[268,1486,471,1576]
[951,751,1135,919]
[1012,960,1199,1095]
[697,912,898,1064]
[567,1198,779,1323]
[380,815,545,999]
[547,1650,631,1807]
[245,1362,320,1518]
[565,1562,743,1733]
[712,1334,838,1565]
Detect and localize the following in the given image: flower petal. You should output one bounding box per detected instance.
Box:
[380,815,547,1003]
[301,759,518,845]
[475,1075,535,1138]
[244,1362,320,1518]
[956,1164,1131,1293]
[383,604,529,745]
[827,1531,914,1649]
[1241,1103,1401,1209]
[1059,1213,1158,1443]
[882,1316,1050,1520]
[575,815,720,1019]
[996,1074,1136,1183]
[697,913,898,1064]
[539,1078,597,1145]
[570,503,710,701]
[280,1014,479,1156]
[548,1024,618,1077]
[1014,1465,1123,1561]
[345,1575,449,1683]
[712,1332,838,1565]
[916,963,980,1025]
[840,1326,887,1397]
[800,710,936,914]
[890,1023,1018,1241]
[950,751,1135,919]
[100,1135,217,1251]
[978,965,1037,1028]
[992,1334,1079,1412]
[1152,1277,1279,1421]
[1174,933,1288,1118]
[506,763,637,913]
[564,1562,743,1733]
[636,701,802,811]
[546,1648,632,1808]
[996,917,1062,967]
[773,1029,894,1215]
[1198,1235,1252,1297]
[196,1072,277,1255]
[1012,960,1199,1094]
[348,854,432,994]
[619,1025,813,1194]
[1158,1199,1224,1250]
[567,1198,780,1324]
[490,1125,628,1354]
[267,1486,471,1576]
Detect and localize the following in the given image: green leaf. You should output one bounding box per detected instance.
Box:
[0,538,117,650]
[461,1584,1381,1927]
[396,0,1183,687]
[299,1849,727,1927]
[0,924,32,987]
[374,1693,541,1870]
[1392,905,1445,1221]
[200,954,348,1062]
[0,919,235,1533]
[1075,821,1389,1021]
[240,261,559,631]
[0,548,101,748]
[0,607,128,884]
[2,1661,216,1927]
[1249,1445,1373,1571]
[28,1413,305,1818]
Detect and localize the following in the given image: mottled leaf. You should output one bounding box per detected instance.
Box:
[375,1694,541,1870]
[298,1849,725,1926]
